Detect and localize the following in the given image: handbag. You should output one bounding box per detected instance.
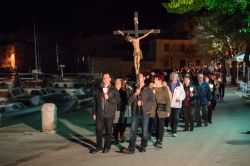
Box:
[157,104,167,111]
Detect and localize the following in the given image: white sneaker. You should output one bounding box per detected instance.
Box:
[172,133,177,137]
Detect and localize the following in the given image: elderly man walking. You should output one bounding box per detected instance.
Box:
[167,72,186,137]
[195,74,212,127]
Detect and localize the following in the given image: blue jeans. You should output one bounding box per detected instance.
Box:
[170,108,181,134]
[219,84,225,99]
[128,114,149,149]
[195,105,208,125]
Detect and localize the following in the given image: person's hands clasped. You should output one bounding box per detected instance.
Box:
[135,89,141,96]
[104,93,109,100]
[137,100,142,106]
[190,92,194,97]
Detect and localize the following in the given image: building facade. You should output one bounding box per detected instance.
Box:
[155,39,205,70]
[81,35,206,76]
[0,33,206,76]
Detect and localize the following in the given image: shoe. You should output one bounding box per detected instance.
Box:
[120,137,125,143]
[190,127,194,131]
[154,142,162,149]
[183,128,189,131]
[153,141,159,147]
[91,148,103,154]
[112,140,119,144]
[139,147,146,152]
[204,123,208,126]
[157,142,163,148]
[172,133,177,137]
[208,121,212,124]
[123,148,135,154]
[103,149,110,153]
[195,124,202,127]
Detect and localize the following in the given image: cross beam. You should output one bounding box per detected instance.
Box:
[113,11,160,37]
[113,29,161,35]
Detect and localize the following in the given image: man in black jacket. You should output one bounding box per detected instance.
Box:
[91,73,120,154]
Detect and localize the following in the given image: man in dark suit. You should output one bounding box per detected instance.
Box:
[91,72,120,154]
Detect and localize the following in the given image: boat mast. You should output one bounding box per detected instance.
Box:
[56,42,59,71]
[55,42,65,79]
[33,21,38,80]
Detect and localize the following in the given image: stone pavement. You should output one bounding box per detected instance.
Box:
[0,87,250,166]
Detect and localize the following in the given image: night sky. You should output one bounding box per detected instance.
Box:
[0,0,186,37]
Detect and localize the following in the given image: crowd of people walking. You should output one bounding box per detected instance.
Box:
[91,66,227,154]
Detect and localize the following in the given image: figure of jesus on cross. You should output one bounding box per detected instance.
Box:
[114,12,160,75]
[117,29,154,74]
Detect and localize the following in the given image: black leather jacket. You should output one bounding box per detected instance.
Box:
[93,84,120,118]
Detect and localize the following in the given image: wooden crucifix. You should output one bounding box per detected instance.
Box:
[113,11,160,76]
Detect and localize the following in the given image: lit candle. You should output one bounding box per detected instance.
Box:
[190,87,194,92]
[103,87,108,94]
[209,84,214,90]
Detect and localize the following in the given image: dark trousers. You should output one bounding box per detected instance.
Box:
[96,117,113,150]
[128,114,149,149]
[208,101,216,122]
[183,106,195,129]
[165,117,170,128]
[170,108,181,133]
[154,113,165,142]
[219,84,225,99]
[113,118,127,140]
[195,105,208,125]
[148,117,156,138]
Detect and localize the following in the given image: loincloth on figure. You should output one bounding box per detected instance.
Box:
[133,50,143,60]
